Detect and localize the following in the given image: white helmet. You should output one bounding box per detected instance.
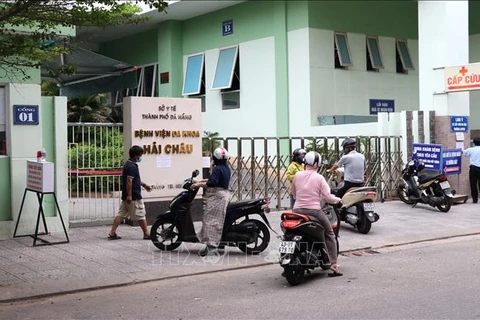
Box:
[213,147,229,160]
[305,151,321,167]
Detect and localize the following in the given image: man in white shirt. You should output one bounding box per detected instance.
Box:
[463,138,480,203]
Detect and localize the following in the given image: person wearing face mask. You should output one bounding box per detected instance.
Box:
[286,148,306,208]
[108,145,152,240]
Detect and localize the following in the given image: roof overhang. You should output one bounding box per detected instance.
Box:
[41,45,137,99]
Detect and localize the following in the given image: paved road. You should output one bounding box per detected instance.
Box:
[2,235,480,319]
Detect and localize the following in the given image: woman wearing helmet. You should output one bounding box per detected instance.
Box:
[291,151,343,276]
[286,148,306,208]
[191,147,232,256]
[327,138,366,199]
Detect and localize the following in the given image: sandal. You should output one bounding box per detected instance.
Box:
[108,233,122,240]
[143,234,150,240]
[328,264,343,277]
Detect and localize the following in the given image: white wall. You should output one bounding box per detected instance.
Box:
[308,28,419,128]
[201,36,277,138]
[469,33,480,130]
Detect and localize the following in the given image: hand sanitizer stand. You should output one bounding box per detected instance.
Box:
[13,161,69,246]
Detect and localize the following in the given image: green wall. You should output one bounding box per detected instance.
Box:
[0,158,11,221]
[41,97,56,217]
[308,1,418,39]
[0,66,40,84]
[182,1,276,54]
[99,28,159,65]
[158,20,183,97]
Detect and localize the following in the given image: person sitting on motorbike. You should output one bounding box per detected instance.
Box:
[286,148,306,208]
[291,151,343,276]
[191,147,232,257]
[327,138,366,199]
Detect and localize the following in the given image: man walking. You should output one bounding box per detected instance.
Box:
[108,145,152,239]
[463,138,480,203]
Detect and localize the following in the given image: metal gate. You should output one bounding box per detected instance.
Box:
[68,123,403,222]
[68,123,124,222]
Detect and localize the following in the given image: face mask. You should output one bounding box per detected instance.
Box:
[137,157,143,163]
[298,156,305,164]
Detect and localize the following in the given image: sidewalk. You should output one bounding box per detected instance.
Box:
[1,200,479,303]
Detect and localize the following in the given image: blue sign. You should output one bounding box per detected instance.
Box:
[450,116,469,132]
[442,149,462,175]
[13,105,39,125]
[412,143,443,171]
[369,99,395,115]
[222,20,233,36]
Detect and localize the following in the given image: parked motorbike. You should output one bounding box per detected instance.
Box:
[397,157,453,212]
[150,170,273,254]
[278,203,340,285]
[328,167,379,234]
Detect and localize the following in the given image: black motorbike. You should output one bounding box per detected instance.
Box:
[150,170,273,254]
[278,204,340,285]
[397,157,454,212]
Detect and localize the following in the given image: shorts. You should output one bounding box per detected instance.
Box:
[117,199,146,221]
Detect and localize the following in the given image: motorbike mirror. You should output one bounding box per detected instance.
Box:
[192,169,199,178]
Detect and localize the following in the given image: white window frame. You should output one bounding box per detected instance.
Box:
[366,36,384,70]
[182,52,205,96]
[212,45,239,90]
[135,63,158,97]
[334,32,353,67]
[396,39,415,70]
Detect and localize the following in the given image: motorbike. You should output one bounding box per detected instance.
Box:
[278,202,340,285]
[328,167,379,234]
[397,157,453,212]
[150,170,274,254]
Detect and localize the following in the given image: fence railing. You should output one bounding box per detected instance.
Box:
[67,123,403,222]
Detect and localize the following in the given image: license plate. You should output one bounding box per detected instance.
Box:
[440,181,450,189]
[364,202,375,211]
[278,241,295,254]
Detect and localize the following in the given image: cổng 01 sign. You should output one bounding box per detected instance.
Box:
[13,105,39,125]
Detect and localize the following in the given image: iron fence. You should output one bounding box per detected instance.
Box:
[67,123,403,222]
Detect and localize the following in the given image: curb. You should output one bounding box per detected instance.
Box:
[3,231,480,304]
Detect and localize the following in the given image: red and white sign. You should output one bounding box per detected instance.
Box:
[27,161,54,193]
[445,63,480,92]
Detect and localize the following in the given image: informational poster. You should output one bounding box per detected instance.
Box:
[412,143,443,171]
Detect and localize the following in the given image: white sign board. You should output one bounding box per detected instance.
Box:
[445,63,480,92]
[123,97,202,200]
[26,161,54,193]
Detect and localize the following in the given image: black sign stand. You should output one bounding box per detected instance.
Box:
[13,188,69,247]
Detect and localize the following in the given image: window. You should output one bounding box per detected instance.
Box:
[212,46,239,90]
[183,53,204,96]
[0,86,6,156]
[114,63,159,105]
[184,53,206,112]
[396,40,414,73]
[212,45,240,110]
[366,36,383,71]
[334,33,352,68]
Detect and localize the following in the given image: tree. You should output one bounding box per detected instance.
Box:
[67,94,111,123]
[0,0,168,80]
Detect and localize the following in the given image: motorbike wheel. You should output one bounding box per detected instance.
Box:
[437,198,452,213]
[356,205,372,234]
[150,218,182,251]
[237,220,270,255]
[284,257,305,286]
[397,183,414,205]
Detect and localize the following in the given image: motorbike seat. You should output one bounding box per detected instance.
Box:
[227,199,263,210]
[418,172,443,184]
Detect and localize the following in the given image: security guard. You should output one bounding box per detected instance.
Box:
[463,138,480,203]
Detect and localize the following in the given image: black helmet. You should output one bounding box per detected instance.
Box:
[341,138,356,148]
[292,148,306,163]
[341,138,356,154]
